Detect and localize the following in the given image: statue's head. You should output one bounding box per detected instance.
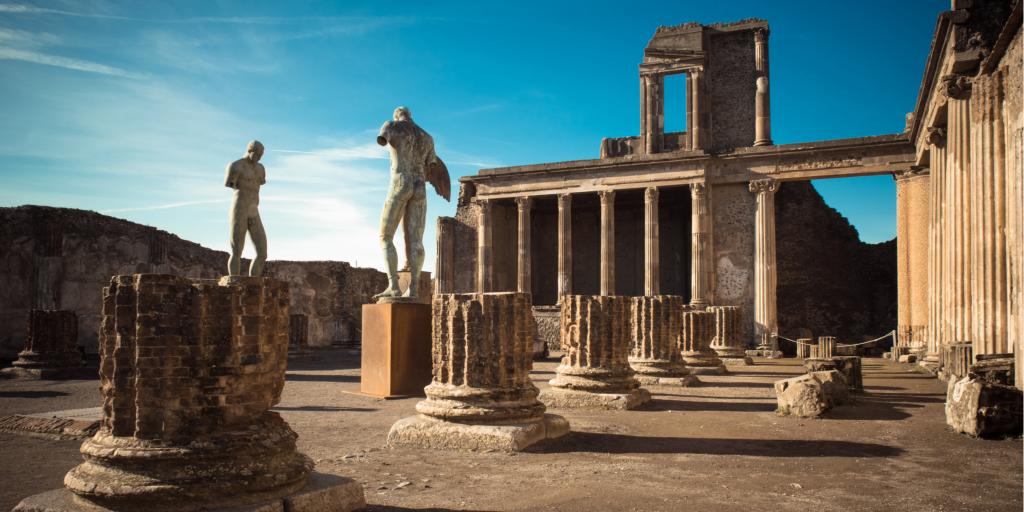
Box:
[246,140,264,162]
[393,106,412,122]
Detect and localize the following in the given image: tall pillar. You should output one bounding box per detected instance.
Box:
[895,172,912,350]
[644,187,660,296]
[516,196,532,295]
[690,69,703,151]
[643,74,664,155]
[690,182,713,308]
[557,193,573,300]
[541,295,651,409]
[599,190,616,296]
[753,27,772,146]
[907,171,930,352]
[476,199,493,293]
[945,75,972,349]
[749,178,779,356]
[435,217,456,294]
[969,71,1009,356]
[924,129,946,370]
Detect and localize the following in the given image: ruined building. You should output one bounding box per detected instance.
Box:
[438,19,915,356]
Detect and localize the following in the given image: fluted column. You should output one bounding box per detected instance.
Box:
[749,178,779,356]
[944,75,972,348]
[644,187,660,296]
[753,27,772,146]
[599,190,616,296]
[709,305,751,365]
[388,292,570,451]
[690,183,712,308]
[435,217,456,294]
[629,295,695,386]
[969,71,1009,357]
[906,171,930,352]
[680,309,726,374]
[476,199,492,293]
[924,128,947,370]
[542,295,650,409]
[516,196,532,295]
[895,172,912,349]
[557,193,573,300]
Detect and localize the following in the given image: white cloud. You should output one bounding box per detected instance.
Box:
[0,47,143,78]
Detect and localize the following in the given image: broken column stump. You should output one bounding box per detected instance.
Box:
[14,274,365,512]
[387,292,569,451]
[709,305,752,365]
[540,295,652,409]
[795,338,813,359]
[810,336,836,358]
[680,309,727,375]
[628,296,698,386]
[2,309,83,379]
[945,355,1022,438]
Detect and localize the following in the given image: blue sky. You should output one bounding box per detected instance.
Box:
[0,1,945,270]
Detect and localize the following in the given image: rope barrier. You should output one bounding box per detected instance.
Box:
[772,330,896,348]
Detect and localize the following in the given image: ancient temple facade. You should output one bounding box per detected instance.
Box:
[437,6,1022,373]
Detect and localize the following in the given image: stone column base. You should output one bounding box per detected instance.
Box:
[747,349,783,359]
[720,356,754,366]
[386,413,569,452]
[539,386,651,410]
[634,374,701,387]
[0,366,87,380]
[13,472,365,512]
[918,356,940,374]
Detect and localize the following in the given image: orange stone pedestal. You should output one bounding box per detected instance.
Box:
[360,302,432,398]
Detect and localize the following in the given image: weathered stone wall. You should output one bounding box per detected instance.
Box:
[711,183,756,343]
[0,205,385,356]
[263,261,386,349]
[707,28,757,151]
[774,181,897,344]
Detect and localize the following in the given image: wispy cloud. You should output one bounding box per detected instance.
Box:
[101,199,227,214]
[0,47,143,78]
[443,102,506,119]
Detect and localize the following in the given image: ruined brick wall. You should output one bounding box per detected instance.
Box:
[263,261,386,348]
[775,181,897,345]
[0,205,385,356]
[711,183,756,344]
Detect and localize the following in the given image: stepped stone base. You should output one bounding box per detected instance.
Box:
[685,364,727,375]
[635,374,701,387]
[0,366,88,380]
[13,472,365,512]
[747,349,783,359]
[539,386,651,410]
[720,356,754,366]
[386,414,569,452]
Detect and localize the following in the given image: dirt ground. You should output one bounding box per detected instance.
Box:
[1,351,1020,512]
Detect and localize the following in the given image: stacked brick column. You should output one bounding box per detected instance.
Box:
[388,292,568,451]
[542,295,651,409]
[680,309,726,374]
[5,309,83,378]
[629,296,697,386]
[709,305,751,365]
[55,274,369,511]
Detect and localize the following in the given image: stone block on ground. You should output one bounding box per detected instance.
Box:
[945,376,1023,438]
[775,370,848,418]
[387,293,569,451]
[898,354,918,364]
[831,356,864,392]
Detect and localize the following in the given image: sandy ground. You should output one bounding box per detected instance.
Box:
[0,351,1020,512]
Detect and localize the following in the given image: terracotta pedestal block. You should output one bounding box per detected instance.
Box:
[2,310,83,379]
[541,295,652,409]
[14,275,364,512]
[681,310,726,375]
[360,302,432,398]
[387,293,568,452]
[628,296,698,386]
[709,305,752,365]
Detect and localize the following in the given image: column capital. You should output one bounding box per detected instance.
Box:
[753,27,769,42]
[476,197,493,214]
[926,126,947,148]
[690,182,708,198]
[748,178,778,194]
[941,74,972,100]
[515,196,533,210]
[599,189,616,205]
[644,186,659,203]
[557,193,572,207]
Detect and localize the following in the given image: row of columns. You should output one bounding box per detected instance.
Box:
[474,180,781,350]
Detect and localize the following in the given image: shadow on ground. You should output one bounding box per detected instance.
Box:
[534,432,904,457]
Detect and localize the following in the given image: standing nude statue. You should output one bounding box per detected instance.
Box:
[225,140,267,277]
[374,106,450,301]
